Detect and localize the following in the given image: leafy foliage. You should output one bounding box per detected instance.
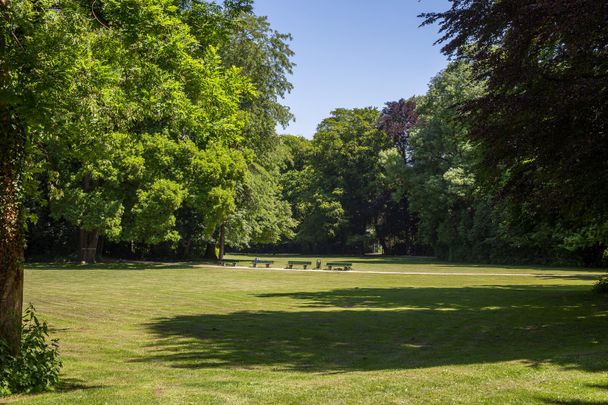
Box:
[12,0,607,268]
[377,98,418,160]
[593,276,608,295]
[421,0,608,263]
[15,0,297,260]
[0,305,61,396]
[278,109,421,254]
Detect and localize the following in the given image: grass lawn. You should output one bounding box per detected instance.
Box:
[225,253,608,276]
[6,256,608,404]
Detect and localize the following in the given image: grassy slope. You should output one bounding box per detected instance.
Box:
[6,257,608,404]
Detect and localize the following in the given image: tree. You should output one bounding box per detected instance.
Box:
[1,0,94,353]
[16,0,296,265]
[225,160,296,250]
[376,98,421,254]
[43,0,253,263]
[377,98,418,160]
[179,2,296,257]
[381,62,508,261]
[293,108,392,253]
[421,0,608,262]
[0,0,253,353]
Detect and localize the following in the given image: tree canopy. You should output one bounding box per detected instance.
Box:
[421,0,608,259]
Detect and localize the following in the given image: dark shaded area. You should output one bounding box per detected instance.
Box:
[138,286,608,374]
[541,400,608,405]
[534,274,602,282]
[228,254,608,274]
[25,261,215,271]
[55,378,104,393]
[26,254,607,275]
[540,394,608,405]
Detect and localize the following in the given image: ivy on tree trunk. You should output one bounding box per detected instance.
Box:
[0,106,25,355]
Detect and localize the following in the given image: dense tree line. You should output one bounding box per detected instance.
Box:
[272,0,607,265]
[8,0,606,267]
[277,56,606,265]
[16,0,297,264]
[421,0,608,264]
[17,0,608,267]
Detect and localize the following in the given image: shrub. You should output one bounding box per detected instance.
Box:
[0,305,62,396]
[593,276,608,295]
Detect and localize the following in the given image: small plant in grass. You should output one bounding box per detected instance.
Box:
[593,276,608,295]
[0,305,62,396]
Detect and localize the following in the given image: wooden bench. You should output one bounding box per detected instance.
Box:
[218,259,243,267]
[286,260,312,269]
[251,259,274,268]
[326,262,352,271]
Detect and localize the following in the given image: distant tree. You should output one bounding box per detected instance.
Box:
[225,160,297,252]
[219,13,294,155]
[278,135,319,250]
[377,98,418,161]
[405,62,490,260]
[421,0,608,262]
[376,98,421,254]
[295,108,393,253]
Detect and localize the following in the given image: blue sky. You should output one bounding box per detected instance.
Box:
[253,0,451,138]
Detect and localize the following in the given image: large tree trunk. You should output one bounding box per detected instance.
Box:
[204,242,218,260]
[97,235,104,261]
[0,106,26,355]
[219,223,225,260]
[79,228,99,264]
[78,171,99,264]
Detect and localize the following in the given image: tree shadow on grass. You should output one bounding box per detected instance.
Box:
[55,378,104,393]
[535,274,603,281]
[136,285,608,374]
[540,391,608,405]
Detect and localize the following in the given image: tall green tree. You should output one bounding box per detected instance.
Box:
[293,108,392,253]
[0,0,254,353]
[405,62,488,260]
[44,0,253,262]
[1,0,94,353]
[178,1,296,258]
[422,0,608,263]
[376,98,421,254]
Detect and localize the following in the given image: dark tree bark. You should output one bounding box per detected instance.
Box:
[204,242,218,260]
[77,171,99,264]
[97,235,104,260]
[79,228,99,263]
[0,106,25,355]
[219,223,225,260]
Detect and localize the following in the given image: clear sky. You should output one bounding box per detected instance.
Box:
[253,0,451,138]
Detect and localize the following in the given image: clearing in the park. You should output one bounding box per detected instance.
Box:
[12,256,608,404]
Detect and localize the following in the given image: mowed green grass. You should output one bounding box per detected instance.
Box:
[7,257,608,404]
[224,253,608,275]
